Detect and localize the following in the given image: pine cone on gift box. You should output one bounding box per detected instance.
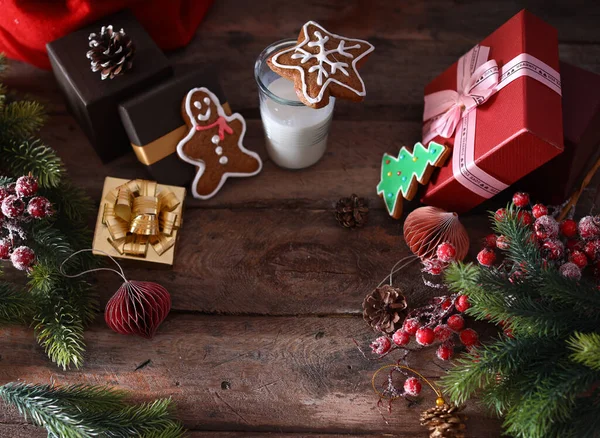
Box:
[362,284,407,334]
[335,194,368,228]
[87,25,135,80]
[420,404,467,438]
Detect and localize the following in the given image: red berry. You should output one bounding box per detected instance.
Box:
[512,192,530,208]
[0,238,12,259]
[1,195,25,218]
[436,242,456,263]
[517,210,534,226]
[542,239,564,260]
[402,318,420,335]
[483,234,497,248]
[404,377,422,396]
[566,239,583,252]
[422,259,445,275]
[10,246,35,271]
[532,204,548,219]
[569,250,588,269]
[504,327,514,338]
[27,196,54,219]
[415,327,435,346]
[0,187,10,203]
[15,175,38,197]
[370,336,392,355]
[455,295,470,313]
[440,298,452,310]
[436,343,454,361]
[392,330,410,346]
[495,208,506,221]
[584,240,600,261]
[534,215,559,240]
[447,314,465,331]
[559,262,582,280]
[509,269,526,284]
[579,216,600,240]
[459,328,479,347]
[496,235,510,250]
[477,248,496,267]
[560,219,578,238]
[434,324,453,342]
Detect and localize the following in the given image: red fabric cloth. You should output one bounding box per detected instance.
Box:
[0,0,213,70]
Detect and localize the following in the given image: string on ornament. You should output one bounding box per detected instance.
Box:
[59,249,171,338]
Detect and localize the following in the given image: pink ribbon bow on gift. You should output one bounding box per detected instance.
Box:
[423,52,499,143]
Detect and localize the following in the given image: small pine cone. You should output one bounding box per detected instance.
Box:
[362,284,407,334]
[87,25,135,80]
[420,403,467,438]
[335,194,368,228]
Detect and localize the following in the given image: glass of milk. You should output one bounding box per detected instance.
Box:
[254,39,335,169]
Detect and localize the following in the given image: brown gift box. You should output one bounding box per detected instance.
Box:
[92,177,185,266]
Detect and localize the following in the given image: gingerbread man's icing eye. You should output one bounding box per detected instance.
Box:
[193,101,202,109]
[203,97,210,105]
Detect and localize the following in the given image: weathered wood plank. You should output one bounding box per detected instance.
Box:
[0,315,501,437]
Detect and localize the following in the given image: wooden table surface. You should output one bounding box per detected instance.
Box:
[2,1,600,437]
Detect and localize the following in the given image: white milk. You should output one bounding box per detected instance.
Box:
[260,77,334,169]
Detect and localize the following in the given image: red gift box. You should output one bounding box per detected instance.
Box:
[421,10,563,213]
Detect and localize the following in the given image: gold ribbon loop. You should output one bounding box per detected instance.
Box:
[101,179,182,258]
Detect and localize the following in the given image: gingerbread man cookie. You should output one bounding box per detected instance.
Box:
[267,21,374,109]
[377,142,450,219]
[177,88,262,199]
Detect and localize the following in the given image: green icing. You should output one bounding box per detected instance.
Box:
[376,142,447,216]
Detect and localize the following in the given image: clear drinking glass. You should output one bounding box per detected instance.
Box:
[254,39,335,169]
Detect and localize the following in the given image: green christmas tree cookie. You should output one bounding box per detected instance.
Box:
[377,141,450,219]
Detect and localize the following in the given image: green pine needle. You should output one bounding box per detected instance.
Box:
[0,283,32,324]
[568,332,600,371]
[0,138,64,188]
[0,100,46,140]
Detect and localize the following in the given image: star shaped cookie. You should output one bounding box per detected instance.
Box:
[267,21,374,109]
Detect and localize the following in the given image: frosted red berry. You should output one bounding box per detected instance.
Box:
[402,318,420,335]
[566,239,583,252]
[559,262,582,280]
[534,215,559,240]
[0,187,10,203]
[0,238,11,259]
[422,259,445,275]
[447,314,465,331]
[584,240,600,261]
[441,298,452,310]
[579,216,600,240]
[495,208,506,221]
[404,377,422,396]
[10,246,35,271]
[370,336,392,355]
[15,175,38,197]
[27,196,54,219]
[477,248,496,267]
[415,327,435,346]
[512,192,530,208]
[436,242,456,263]
[483,234,497,248]
[1,195,25,218]
[542,239,564,260]
[569,250,588,269]
[532,204,548,219]
[517,210,534,226]
[455,295,470,313]
[459,328,479,347]
[392,329,410,346]
[434,324,453,342]
[560,219,578,238]
[496,235,510,250]
[436,343,454,361]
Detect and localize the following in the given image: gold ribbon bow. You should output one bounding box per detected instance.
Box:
[101,179,182,258]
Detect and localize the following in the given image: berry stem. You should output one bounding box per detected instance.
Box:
[371,364,445,402]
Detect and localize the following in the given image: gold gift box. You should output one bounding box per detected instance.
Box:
[92,177,186,265]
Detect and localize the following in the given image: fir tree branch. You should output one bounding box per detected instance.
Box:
[0,138,64,188]
[0,282,32,324]
[0,382,185,438]
[568,332,600,371]
[0,101,45,141]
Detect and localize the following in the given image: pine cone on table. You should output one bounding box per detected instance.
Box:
[335,194,368,228]
[420,403,467,438]
[87,25,135,80]
[362,284,407,334]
